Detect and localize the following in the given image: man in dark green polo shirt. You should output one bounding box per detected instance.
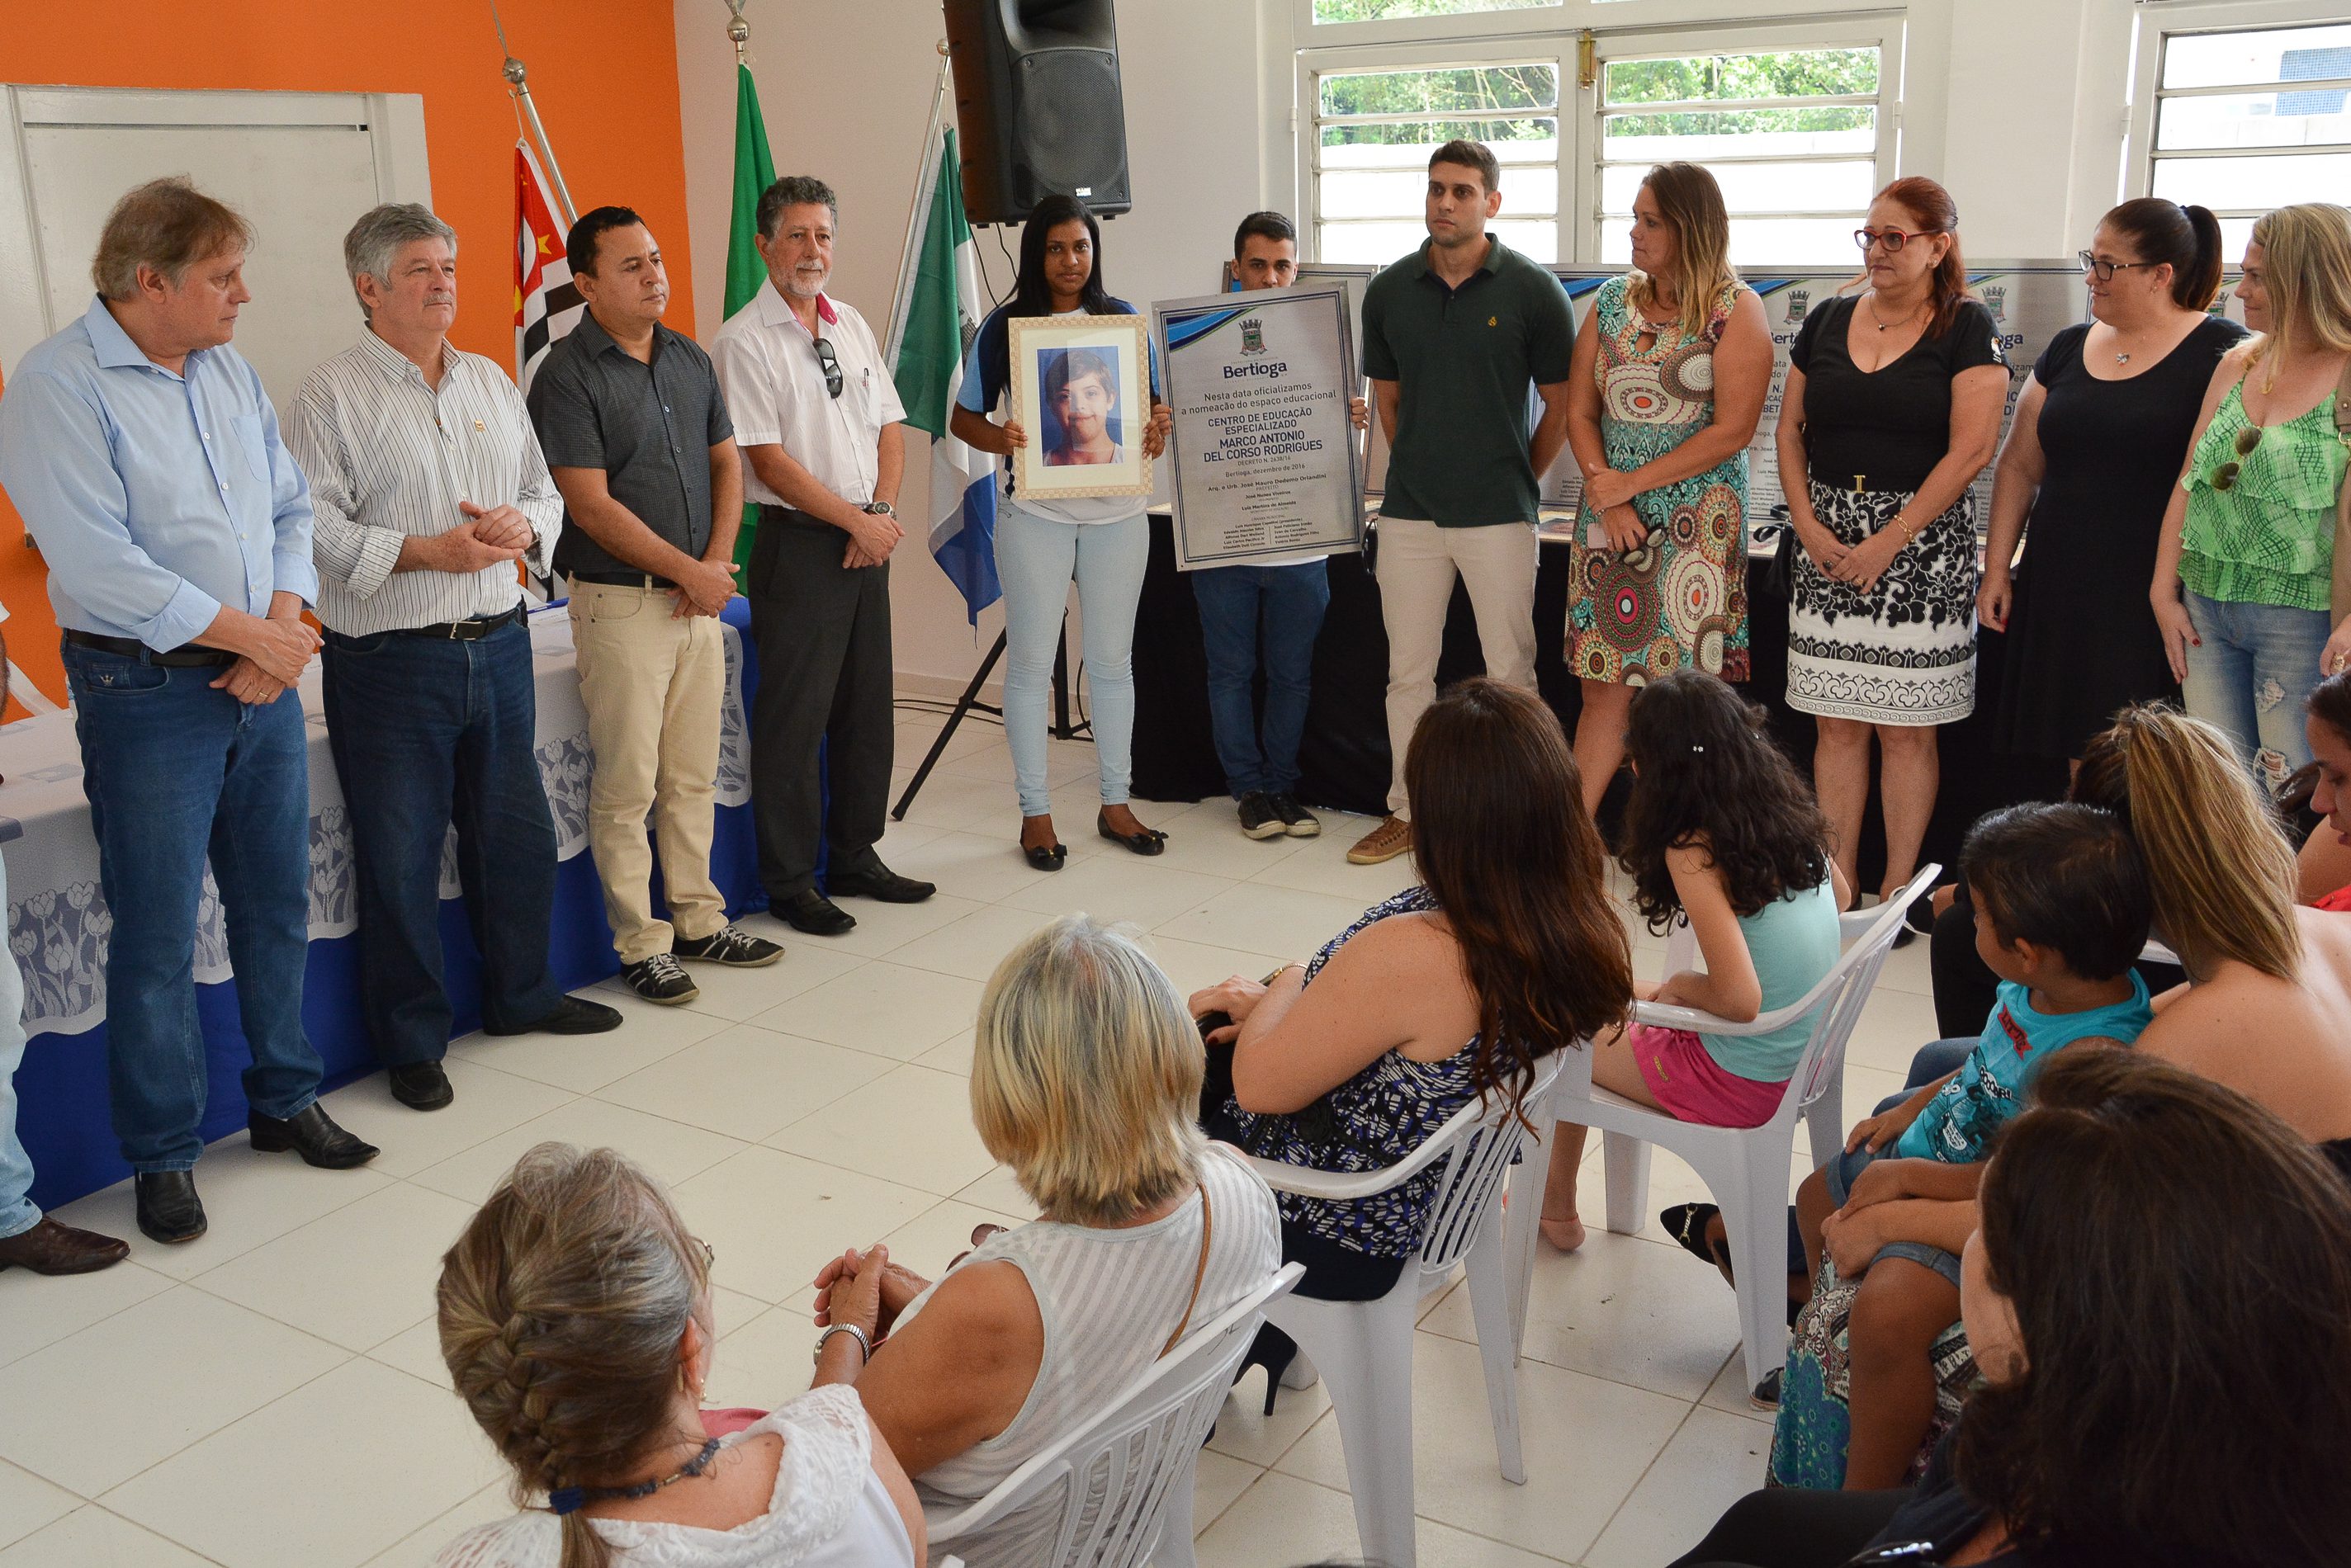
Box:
[1346,139,1576,866]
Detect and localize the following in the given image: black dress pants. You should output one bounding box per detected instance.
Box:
[747,506,895,899]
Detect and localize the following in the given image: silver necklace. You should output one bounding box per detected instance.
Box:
[1864,291,1921,333]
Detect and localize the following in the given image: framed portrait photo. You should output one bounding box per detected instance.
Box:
[1008,314,1154,500]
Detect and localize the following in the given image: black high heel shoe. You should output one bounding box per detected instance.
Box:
[1232,1322,1303,1415]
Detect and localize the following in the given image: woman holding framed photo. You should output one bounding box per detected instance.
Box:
[948,195,1174,871]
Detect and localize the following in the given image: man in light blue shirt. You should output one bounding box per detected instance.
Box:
[0,177,377,1247]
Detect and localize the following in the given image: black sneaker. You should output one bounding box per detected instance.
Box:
[622,952,700,1005]
[1237,791,1284,840]
[674,924,785,967]
[1267,793,1321,838]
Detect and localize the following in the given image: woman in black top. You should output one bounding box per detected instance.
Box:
[1672,1045,2351,1568]
[1982,200,2245,765]
[1779,177,2010,913]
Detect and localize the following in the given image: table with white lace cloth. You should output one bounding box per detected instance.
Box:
[1,604,754,1039]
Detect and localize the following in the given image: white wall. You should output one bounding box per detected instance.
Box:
[676,0,2150,690]
[675,0,1264,696]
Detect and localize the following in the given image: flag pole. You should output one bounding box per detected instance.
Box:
[885,42,955,370]
[492,1,577,228]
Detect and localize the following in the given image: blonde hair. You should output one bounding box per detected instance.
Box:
[91,177,253,300]
[438,1144,710,1568]
[2247,203,2351,379]
[971,914,1206,1226]
[2084,707,2301,984]
[1627,162,1736,342]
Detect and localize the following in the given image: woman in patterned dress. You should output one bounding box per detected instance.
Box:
[1187,679,1632,1400]
[1563,162,1773,815]
[1780,178,2008,911]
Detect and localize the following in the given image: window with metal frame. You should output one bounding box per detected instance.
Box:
[1311,0,1560,21]
[2140,18,2351,258]
[1593,45,1887,266]
[1311,59,1563,263]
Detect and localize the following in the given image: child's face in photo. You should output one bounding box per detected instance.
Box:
[1053,368,1114,442]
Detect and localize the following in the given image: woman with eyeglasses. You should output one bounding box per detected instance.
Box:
[2151,202,2351,788]
[948,194,1175,871]
[1777,178,2009,919]
[1980,201,2243,772]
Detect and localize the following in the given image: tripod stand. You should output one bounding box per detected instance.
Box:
[892,615,1087,820]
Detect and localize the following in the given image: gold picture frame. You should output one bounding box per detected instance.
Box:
[1007,313,1155,500]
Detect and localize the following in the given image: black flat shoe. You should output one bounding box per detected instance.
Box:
[825,867,937,903]
[1097,812,1167,856]
[1023,839,1067,871]
[386,1060,454,1112]
[135,1171,206,1244]
[1662,1202,1734,1282]
[777,888,857,937]
[485,995,625,1036]
[248,1103,379,1169]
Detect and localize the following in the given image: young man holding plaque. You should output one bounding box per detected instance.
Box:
[1348,140,1578,866]
[1193,211,1369,840]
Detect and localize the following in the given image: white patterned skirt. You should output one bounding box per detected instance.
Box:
[1786,482,1976,725]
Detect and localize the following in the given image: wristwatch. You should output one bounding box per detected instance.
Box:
[814,1323,872,1365]
[862,501,895,517]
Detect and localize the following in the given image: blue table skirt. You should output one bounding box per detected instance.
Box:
[20,599,792,1214]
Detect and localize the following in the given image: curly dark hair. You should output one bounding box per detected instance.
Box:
[1958,1046,2351,1568]
[1618,669,1831,931]
[1405,679,1634,1122]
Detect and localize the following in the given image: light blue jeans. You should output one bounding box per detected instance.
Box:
[0,852,40,1240]
[996,504,1149,817]
[2181,591,2333,790]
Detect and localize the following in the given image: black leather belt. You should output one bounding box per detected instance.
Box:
[569,569,678,590]
[64,631,234,668]
[388,602,525,641]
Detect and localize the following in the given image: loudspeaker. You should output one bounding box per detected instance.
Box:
[944,0,1132,224]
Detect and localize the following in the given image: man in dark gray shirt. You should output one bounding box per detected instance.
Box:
[529,205,781,1005]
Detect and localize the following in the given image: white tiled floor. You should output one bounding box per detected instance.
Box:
[0,708,1948,1568]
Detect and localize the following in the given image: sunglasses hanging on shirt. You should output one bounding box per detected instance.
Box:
[813,336,844,399]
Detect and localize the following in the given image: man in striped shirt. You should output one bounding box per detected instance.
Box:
[286,205,620,1115]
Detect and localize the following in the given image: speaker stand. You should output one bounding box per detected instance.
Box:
[892,613,1086,821]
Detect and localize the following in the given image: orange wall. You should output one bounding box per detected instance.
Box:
[0,2,698,711]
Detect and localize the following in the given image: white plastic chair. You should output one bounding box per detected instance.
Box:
[1505,866,1938,1395]
[1240,1051,1565,1568]
[925,1261,1304,1568]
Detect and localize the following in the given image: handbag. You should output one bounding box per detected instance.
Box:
[2330,359,2351,626]
[1755,516,1798,602]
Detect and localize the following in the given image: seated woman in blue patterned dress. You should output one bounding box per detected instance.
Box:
[1189,678,1635,1405]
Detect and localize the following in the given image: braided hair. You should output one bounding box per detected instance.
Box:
[438,1144,710,1568]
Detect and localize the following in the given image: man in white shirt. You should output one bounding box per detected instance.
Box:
[286,205,619,1114]
[712,176,933,937]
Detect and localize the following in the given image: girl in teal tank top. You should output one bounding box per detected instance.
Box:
[1541,670,1846,1250]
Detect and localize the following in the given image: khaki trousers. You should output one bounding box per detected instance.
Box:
[568,580,729,963]
[1374,516,1539,818]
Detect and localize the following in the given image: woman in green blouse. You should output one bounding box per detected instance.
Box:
[2153,202,2351,789]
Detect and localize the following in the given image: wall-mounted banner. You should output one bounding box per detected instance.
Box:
[1155,286,1365,572]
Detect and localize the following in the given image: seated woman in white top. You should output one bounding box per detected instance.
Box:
[807,914,1281,1567]
[433,1143,923,1568]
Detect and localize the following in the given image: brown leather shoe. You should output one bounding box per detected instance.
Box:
[1346,814,1414,866]
[0,1216,131,1275]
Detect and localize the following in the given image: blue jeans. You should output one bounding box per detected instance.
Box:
[323,618,560,1065]
[64,641,323,1172]
[1190,561,1330,798]
[0,852,38,1240]
[2181,591,2332,789]
[1786,1037,1975,1277]
[996,505,1149,817]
